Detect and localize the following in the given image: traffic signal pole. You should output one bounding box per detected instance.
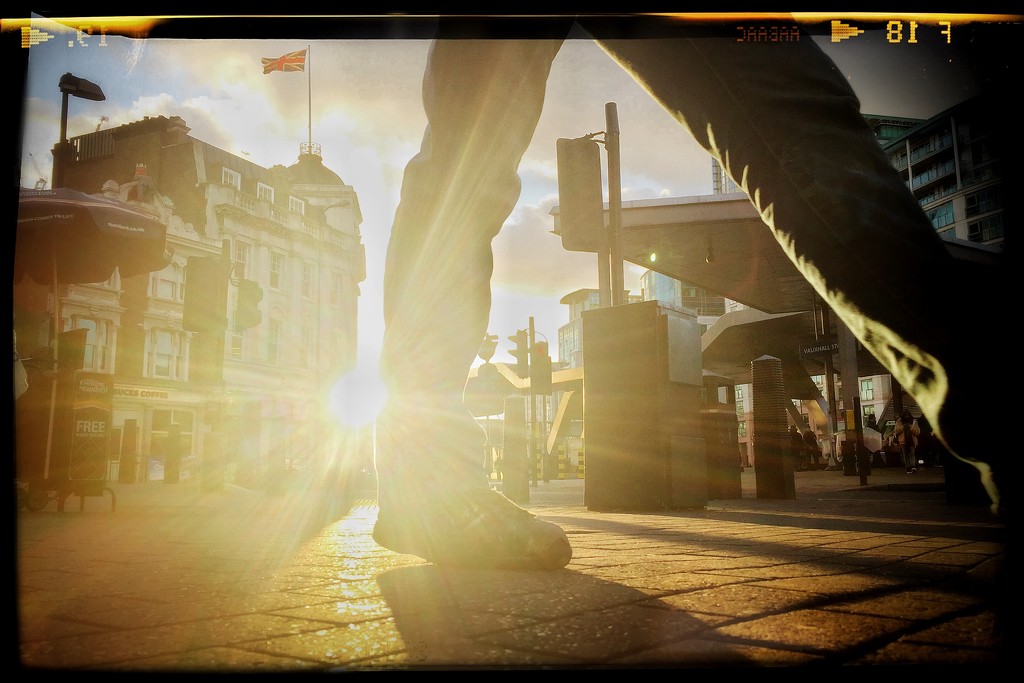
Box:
[606,102,625,307]
[528,317,537,486]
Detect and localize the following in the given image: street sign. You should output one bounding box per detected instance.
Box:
[799,338,839,359]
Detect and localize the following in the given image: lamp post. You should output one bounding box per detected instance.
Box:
[53,72,105,189]
[41,73,105,484]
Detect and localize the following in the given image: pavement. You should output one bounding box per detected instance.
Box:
[12,462,1010,672]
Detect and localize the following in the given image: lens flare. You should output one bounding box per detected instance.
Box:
[328,365,388,428]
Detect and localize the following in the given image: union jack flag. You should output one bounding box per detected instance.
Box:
[262,49,306,74]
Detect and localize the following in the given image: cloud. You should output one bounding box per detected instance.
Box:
[493,198,599,297]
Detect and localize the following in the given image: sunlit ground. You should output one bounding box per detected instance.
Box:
[15,362,397,638]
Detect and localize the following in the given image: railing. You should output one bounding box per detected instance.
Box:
[214,185,329,238]
[908,132,953,165]
[917,183,959,207]
[911,159,956,190]
[70,130,115,162]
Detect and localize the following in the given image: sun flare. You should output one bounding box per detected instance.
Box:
[328,364,389,428]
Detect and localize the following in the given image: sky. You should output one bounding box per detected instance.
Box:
[11,12,999,377]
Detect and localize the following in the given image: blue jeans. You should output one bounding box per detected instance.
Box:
[377,18,1001,512]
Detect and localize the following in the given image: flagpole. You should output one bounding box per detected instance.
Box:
[307,44,312,148]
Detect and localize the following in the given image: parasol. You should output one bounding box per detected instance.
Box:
[15,186,169,286]
[15,186,170,481]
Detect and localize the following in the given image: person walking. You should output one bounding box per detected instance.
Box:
[372,15,1008,570]
[789,425,807,471]
[803,428,822,469]
[896,410,921,474]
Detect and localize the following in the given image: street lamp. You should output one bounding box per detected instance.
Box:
[53,72,105,188]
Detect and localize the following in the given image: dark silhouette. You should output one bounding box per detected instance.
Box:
[373,16,1008,570]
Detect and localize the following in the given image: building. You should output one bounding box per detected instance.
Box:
[14,115,366,488]
[638,270,725,331]
[553,94,1004,469]
[557,288,642,369]
[879,96,1004,248]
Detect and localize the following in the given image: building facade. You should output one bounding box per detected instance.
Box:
[879,96,1004,248]
[14,115,366,487]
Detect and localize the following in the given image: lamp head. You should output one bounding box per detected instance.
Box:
[59,72,106,101]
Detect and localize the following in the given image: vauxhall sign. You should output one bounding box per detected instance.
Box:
[799,337,840,359]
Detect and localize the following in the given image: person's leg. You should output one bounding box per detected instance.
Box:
[586,22,1004,514]
[375,33,571,568]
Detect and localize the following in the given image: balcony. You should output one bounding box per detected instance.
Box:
[908,132,953,166]
[911,159,956,192]
[211,184,327,238]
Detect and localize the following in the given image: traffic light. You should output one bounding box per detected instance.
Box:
[478,333,498,363]
[183,256,228,332]
[530,340,552,395]
[556,136,604,252]
[235,278,263,331]
[508,329,529,378]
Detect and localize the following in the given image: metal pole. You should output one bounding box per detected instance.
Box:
[605,102,624,307]
[528,317,537,486]
[597,249,611,309]
[54,92,69,189]
[44,88,71,483]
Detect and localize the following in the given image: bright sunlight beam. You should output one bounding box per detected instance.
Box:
[328,362,388,429]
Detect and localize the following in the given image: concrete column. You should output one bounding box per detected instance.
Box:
[751,355,795,499]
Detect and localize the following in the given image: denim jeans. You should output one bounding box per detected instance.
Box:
[376,18,1001,512]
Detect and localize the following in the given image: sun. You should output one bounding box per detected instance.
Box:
[327,362,389,428]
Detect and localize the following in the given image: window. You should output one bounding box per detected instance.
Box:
[256,182,274,203]
[736,400,744,416]
[154,264,183,301]
[964,186,1002,217]
[737,421,747,438]
[150,409,194,468]
[76,318,108,372]
[302,263,315,298]
[968,214,1004,242]
[860,378,874,401]
[270,252,284,290]
[234,241,251,278]
[222,167,241,190]
[150,329,179,379]
[926,201,954,229]
[289,196,305,214]
[969,139,994,165]
[862,405,876,422]
[268,319,281,364]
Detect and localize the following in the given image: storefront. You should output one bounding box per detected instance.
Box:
[110,383,206,482]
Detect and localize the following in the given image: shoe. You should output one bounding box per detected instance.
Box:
[373,488,572,570]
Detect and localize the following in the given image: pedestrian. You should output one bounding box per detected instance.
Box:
[372,16,1007,570]
[914,413,938,467]
[896,410,921,474]
[803,428,822,469]
[789,425,806,471]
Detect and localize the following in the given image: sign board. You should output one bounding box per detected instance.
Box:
[799,338,840,359]
[68,371,112,481]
